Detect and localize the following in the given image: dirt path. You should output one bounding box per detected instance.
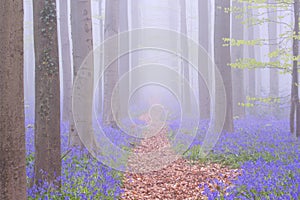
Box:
[121,114,240,199]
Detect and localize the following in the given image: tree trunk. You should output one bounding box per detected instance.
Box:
[0,1,27,199]
[129,0,142,111]
[268,1,279,98]
[33,0,61,186]
[231,0,245,118]
[59,0,73,123]
[290,0,300,137]
[180,0,191,115]
[268,1,279,117]
[198,0,211,119]
[214,0,234,132]
[119,0,129,120]
[103,0,120,127]
[131,0,141,69]
[248,8,256,99]
[98,0,104,114]
[253,8,262,97]
[70,0,94,146]
[168,0,180,104]
[256,68,262,96]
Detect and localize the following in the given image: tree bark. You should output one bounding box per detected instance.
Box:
[33,0,61,186]
[248,8,256,99]
[214,0,234,132]
[103,0,120,127]
[253,8,262,97]
[290,0,300,137]
[198,0,211,119]
[231,0,245,118]
[98,0,104,114]
[59,0,73,123]
[70,0,94,146]
[131,0,141,68]
[0,1,27,199]
[119,0,129,120]
[180,0,191,115]
[268,0,279,98]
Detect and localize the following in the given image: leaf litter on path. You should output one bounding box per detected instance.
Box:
[121,114,241,199]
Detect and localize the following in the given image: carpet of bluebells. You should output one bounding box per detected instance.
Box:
[189,118,300,199]
[26,115,139,199]
[26,113,300,199]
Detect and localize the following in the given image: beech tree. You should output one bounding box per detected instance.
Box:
[33,0,61,186]
[103,0,120,127]
[268,0,279,98]
[0,1,27,199]
[119,0,130,119]
[198,0,211,119]
[98,0,104,114]
[231,0,245,118]
[253,8,262,97]
[70,0,94,146]
[131,0,141,70]
[248,8,256,99]
[214,0,234,132]
[180,0,191,115]
[290,0,300,137]
[232,1,299,135]
[59,0,73,123]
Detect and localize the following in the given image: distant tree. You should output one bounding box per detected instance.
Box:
[198,0,211,119]
[290,0,300,137]
[168,0,180,102]
[248,9,256,99]
[214,0,234,132]
[253,7,262,97]
[129,0,141,114]
[119,0,129,119]
[180,0,191,115]
[228,1,298,133]
[70,0,94,146]
[267,1,280,116]
[33,0,61,186]
[98,0,104,114]
[0,1,27,199]
[103,0,120,127]
[131,0,141,68]
[59,0,73,123]
[256,68,262,97]
[231,0,245,118]
[268,0,279,98]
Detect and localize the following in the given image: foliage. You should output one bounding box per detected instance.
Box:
[229,0,298,74]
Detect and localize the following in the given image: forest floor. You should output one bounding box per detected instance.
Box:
[121,114,241,200]
[25,111,300,199]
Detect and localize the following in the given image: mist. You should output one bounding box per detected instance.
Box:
[1,0,300,199]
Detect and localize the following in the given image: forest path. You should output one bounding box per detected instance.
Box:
[121,113,240,200]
